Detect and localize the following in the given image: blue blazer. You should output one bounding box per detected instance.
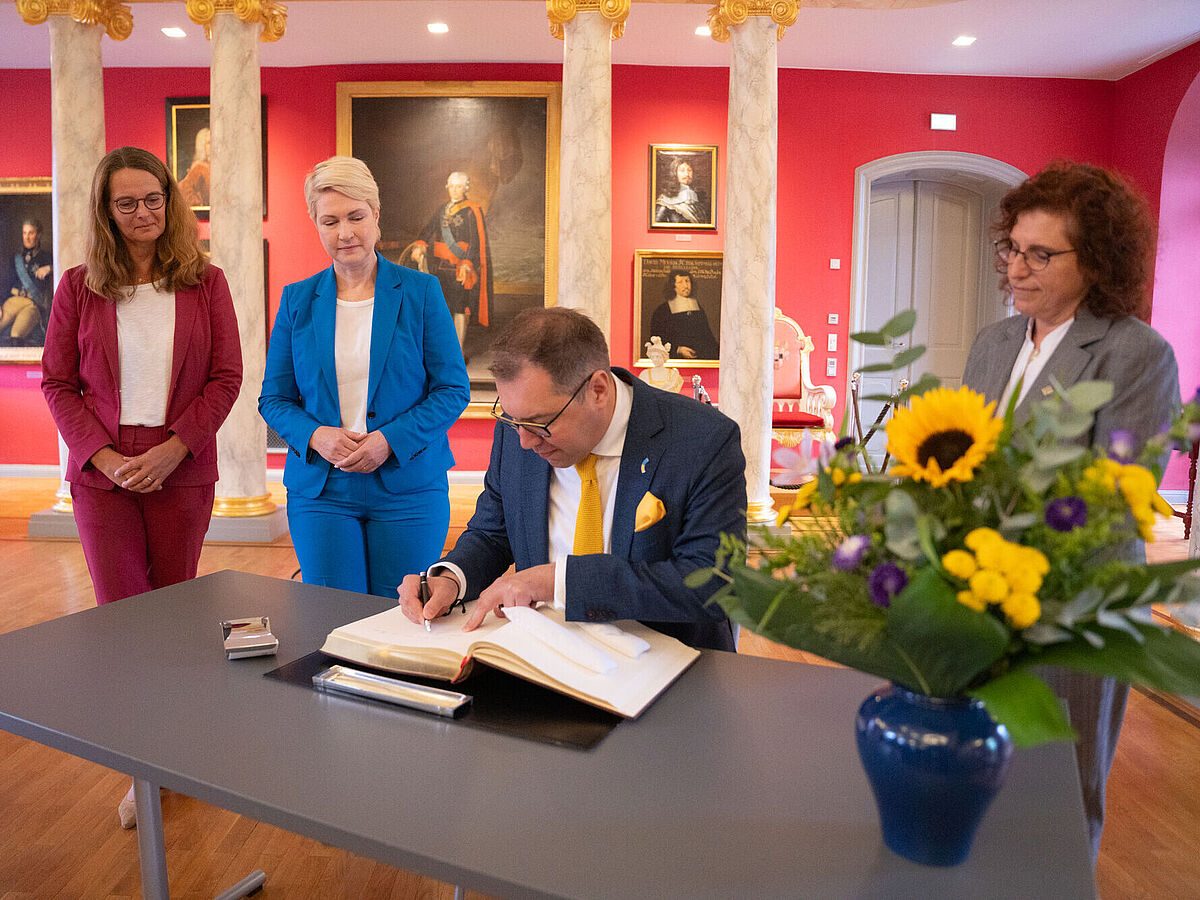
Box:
[259,253,470,498]
[445,369,746,650]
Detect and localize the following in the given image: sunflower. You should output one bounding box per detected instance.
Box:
[886,386,1003,487]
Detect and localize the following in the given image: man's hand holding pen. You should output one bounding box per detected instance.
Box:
[398,571,460,626]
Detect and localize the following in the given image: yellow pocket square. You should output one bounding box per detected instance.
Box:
[634,492,666,532]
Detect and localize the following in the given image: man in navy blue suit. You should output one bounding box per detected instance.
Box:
[398,307,745,650]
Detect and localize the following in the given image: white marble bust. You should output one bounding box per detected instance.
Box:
[639,336,684,393]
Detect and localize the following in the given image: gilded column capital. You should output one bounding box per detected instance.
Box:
[16,0,133,41]
[186,0,288,42]
[547,0,631,41]
[707,0,800,42]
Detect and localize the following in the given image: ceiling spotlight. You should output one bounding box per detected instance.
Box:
[695,25,712,37]
[952,35,977,47]
[427,23,449,34]
[161,27,187,38]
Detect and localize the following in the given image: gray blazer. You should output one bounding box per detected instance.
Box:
[962,307,1180,455]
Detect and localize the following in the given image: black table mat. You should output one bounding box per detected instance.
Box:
[265,651,622,750]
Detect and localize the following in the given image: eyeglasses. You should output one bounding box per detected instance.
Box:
[994,238,1076,272]
[112,192,166,215]
[491,372,598,439]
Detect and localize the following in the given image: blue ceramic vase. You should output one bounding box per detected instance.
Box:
[854,683,1013,867]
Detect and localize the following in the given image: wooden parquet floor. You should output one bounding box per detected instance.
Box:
[1,478,1198,898]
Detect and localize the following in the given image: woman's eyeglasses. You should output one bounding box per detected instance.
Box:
[113,192,166,215]
[994,238,1076,272]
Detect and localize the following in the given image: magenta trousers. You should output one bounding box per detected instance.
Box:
[70,425,215,605]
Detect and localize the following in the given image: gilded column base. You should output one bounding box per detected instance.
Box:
[53,481,73,513]
[212,494,276,517]
[747,497,776,524]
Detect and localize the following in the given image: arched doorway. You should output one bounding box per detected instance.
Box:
[847,152,1025,452]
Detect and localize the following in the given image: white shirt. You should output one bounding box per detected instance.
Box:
[334,297,374,433]
[433,372,634,609]
[667,294,701,314]
[998,316,1074,413]
[117,284,175,426]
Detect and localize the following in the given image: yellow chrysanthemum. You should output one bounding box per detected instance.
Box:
[1000,592,1041,629]
[791,479,819,510]
[969,569,1009,603]
[942,549,977,580]
[886,387,1004,487]
[957,589,987,612]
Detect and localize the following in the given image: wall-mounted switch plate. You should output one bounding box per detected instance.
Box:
[827,334,837,352]
[826,359,837,377]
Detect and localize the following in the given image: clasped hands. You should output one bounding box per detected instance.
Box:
[397,564,555,633]
[309,425,392,473]
[91,435,189,492]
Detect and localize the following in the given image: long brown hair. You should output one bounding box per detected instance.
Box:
[85,146,207,301]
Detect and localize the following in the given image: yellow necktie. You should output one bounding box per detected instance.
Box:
[573,453,604,555]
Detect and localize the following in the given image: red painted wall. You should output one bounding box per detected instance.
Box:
[2,51,1196,475]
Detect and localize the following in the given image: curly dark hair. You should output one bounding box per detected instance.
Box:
[994,161,1155,319]
[662,269,694,301]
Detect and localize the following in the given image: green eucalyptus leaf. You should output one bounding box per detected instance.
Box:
[684,567,718,589]
[1022,622,1075,645]
[883,490,922,560]
[969,671,1074,747]
[856,360,909,374]
[894,373,943,404]
[1061,380,1114,413]
[1095,611,1146,643]
[1032,444,1087,468]
[850,330,889,346]
[891,345,927,368]
[879,308,917,338]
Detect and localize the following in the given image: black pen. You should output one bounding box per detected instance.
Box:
[419,571,431,631]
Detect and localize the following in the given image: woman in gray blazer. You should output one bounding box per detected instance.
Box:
[963,161,1180,862]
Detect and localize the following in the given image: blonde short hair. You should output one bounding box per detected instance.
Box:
[304,156,381,221]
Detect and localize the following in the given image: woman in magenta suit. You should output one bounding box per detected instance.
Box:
[41,146,242,827]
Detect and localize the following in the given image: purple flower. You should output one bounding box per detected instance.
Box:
[834,436,856,452]
[1191,386,1200,406]
[868,563,907,608]
[1045,496,1087,532]
[833,535,870,571]
[1107,430,1136,463]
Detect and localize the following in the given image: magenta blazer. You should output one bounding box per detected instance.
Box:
[41,264,243,490]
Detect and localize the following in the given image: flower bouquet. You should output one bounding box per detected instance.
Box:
[689,311,1200,864]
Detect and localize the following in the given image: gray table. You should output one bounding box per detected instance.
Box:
[0,570,1096,899]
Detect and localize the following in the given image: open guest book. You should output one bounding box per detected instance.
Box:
[320,605,701,719]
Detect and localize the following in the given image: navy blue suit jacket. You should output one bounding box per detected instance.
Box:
[258,253,469,498]
[445,369,746,650]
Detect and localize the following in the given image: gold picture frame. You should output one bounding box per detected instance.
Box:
[336,80,562,416]
[165,95,268,220]
[649,144,718,231]
[633,249,723,368]
[1,177,53,364]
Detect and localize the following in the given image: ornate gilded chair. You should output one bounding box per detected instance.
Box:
[771,308,837,452]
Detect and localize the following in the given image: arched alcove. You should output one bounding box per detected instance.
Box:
[1152,72,1200,501]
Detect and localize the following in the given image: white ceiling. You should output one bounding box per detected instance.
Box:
[3,0,1199,80]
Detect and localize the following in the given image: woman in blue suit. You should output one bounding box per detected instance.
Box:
[260,157,470,597]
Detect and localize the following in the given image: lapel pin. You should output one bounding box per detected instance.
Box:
[1041,386,1053,396]
[641,457,648,474]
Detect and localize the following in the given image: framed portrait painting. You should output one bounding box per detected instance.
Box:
[165,96,268,220]
[0,177,53,364]
[336,80,561,415]
[633,250,723,368]
[648,144,717,231]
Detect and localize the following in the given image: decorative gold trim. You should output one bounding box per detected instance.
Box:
[52,483,73,514]
[212,494,277,517]
[186,0,288,42]
[707,0,800,42]
[547,0,631,40]
[17,0,133,40]
[747,497,777,524]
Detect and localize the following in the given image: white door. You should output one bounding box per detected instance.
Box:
[854,178,986,461]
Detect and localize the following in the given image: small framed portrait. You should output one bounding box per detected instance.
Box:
[633,250,723,368]
[165,96,267,220]
[648,144,717,231]
[0,177,54,364]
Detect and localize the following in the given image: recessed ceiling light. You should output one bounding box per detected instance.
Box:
[427,23,449,34]
[695,25,711,37]
[952,35,976,47]
[161,27,187,38]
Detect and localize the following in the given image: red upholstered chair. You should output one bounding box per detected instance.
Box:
[771,308,836,456]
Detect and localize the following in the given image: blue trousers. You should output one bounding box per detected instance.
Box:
[286,469,450,600]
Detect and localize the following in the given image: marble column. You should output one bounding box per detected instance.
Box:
[19,0,129,535]
[709,2,796,525]
[189,0,287,539]
[548,0,630,339]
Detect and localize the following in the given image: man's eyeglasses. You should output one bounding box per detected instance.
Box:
[113,192,166,215]
[491,371,599,439]
[994,238,1076,272]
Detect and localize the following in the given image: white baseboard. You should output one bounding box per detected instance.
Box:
[4,464,487,487]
